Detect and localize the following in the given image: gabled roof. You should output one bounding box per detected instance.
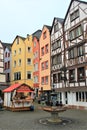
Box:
[2,42,12,51]
[3,83,20,92]
[3,83,34,93]
[42,25,52,34]
[51,17,64,33]
[17,35,26,40]
[33,30,42,39]
[12,35,26,46]
[63,0,87,24]
[44,25,52,32]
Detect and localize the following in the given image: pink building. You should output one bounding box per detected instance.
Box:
[33,30,42,96]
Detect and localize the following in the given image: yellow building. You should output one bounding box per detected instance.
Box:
[11,35,34,88]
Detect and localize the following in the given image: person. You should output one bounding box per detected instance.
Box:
[0,97,3,109]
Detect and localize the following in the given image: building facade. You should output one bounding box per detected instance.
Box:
[39,25,51,93]
[33,30,42,96]
[11,36,26,84]
[51,17,64,103]
[2,43,11,84]
[11,35,34,88]
[0,41,6,95]
[51,0,87,110]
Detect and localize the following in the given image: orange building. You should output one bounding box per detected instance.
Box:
[39,25,51,93]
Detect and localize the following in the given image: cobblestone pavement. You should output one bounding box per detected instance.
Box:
[0,103,87,130]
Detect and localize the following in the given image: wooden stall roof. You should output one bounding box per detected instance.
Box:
[3,83,34,93]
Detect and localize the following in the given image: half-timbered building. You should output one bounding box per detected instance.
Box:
[51,0,87,110]
[64,0,87,109]
[51,17,64,103]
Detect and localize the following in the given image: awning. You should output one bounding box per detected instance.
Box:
[3,83,34,93]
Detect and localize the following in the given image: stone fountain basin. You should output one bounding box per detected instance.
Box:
[42,106,67,123]
[43,106,66,113]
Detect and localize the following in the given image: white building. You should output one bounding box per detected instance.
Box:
[0,41,6,94]
[2,43,11,83]
[51,0,87,110]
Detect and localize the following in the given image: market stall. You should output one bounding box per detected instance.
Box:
[3,83,34,111]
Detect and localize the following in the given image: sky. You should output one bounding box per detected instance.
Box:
[0,0,86,43]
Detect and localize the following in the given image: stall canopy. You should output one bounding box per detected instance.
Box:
[3,83,34,93]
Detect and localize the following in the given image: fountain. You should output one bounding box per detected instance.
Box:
[40,90,67,124]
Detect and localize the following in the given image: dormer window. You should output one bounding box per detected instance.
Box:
[43,31,47,39]
[54,23,59,32]
[16,37,19,44]
[70,9,79,22]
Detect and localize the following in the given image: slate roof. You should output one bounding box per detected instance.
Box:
[33,30,42,39]
[63,0,87,24]
[44,25,52,32]
[2,42,12,51]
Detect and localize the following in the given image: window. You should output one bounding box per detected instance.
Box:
[34,52,38,58]
[78,46,84,56]
[54,23,59,32]
[69,49,74,59]
[78,67,85,81]
[34,63,38,71]
[27,58,31,65]
[69,69,75,82]
[45,61,48,69]
[41,62,44,70]
[52,55,57,65]
[7,73,10,82]
[18,59,21,66]
[34,41,36,47]
[45,44,48,53]
[57,40,61,48]
[69,47,77,59]
[45,76,48,84]
[4,62,7,70]
[5,52,7,57]
[69,25,82,40]
[53,74,57,83]
[14,61,16,67]
[41,47,44,56]
[27,71,31,79]
[43,31,47,39]
[76,92,87,102]
[14,50,16,56]
[57,54,62,64]
[18,48,21,54]
[8,61,10,69]
[70,9,79,22]
[14,72,21,80]
[58,73,62,82]
[16,37,19,44]
[35,51,38,58]
[28,47,31,52]
[41,77,44,84]
[52,40,61,50]
[8,52,10,57]
[34,76,38,83]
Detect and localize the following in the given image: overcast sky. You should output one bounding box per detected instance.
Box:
[0,0,86,43]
